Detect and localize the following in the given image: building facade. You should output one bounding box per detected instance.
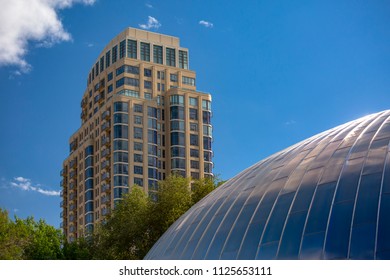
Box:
[60,28,213,241]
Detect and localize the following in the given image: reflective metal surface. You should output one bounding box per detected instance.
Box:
[145,110,390,259]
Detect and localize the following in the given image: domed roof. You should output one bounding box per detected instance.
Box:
[145,110,390,260]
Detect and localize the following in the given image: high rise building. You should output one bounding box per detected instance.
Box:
[60,28,213,241]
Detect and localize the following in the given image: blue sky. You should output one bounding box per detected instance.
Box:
[1,0,390,227]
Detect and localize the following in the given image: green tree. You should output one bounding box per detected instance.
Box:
[62,237,92,260]
[92,186,151,259]
[89,175,223,259]
[0,209,28,259]
[151,175,192,235]
[22,218,63,260]
[0,208,63,260]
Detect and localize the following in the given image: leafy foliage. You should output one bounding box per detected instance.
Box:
[91,175,223,259]
[0,175,224,260]
[0,209,63,259]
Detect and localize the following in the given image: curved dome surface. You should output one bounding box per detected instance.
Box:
[146,110,390,260]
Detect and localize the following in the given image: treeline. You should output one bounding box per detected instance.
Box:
[0,175,223,260]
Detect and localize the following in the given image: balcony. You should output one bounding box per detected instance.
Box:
[69,159,77,170]
[101,184,110,193]
[69,182,75,190]
[101,148,110,158]
[102,136,110,147]
[60,190,63,197]
[101,121,111,132]
[101,172,110,181]
[81,98,87,107]
[101,196,110,204]
[101,160,110,170]
[69,170,76,179]
[102,110,110,120]
[60,201,64,207]
[80,110,87,119]
[60,180,64,187]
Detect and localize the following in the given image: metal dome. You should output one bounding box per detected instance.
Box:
[145,110,390,259]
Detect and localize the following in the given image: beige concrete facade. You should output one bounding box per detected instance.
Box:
[61,28,213,241]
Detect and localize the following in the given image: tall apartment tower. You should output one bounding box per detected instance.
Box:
[60,28,213,241]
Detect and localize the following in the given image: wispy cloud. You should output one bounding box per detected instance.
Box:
[199,20,214,28]
[285,120,297,126]
[139,16,161,30]
[0,0,96,73]
[145,3,153,8]
[8,177,60,196]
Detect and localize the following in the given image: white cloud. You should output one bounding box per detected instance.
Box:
[9,177,60,196]
[199,20,214,28]
[0,0,96,73]
[139,16,161,30]
[145,3,153,8]
[285,120,297,126]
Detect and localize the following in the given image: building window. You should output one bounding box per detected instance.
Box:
[144,80,152,89]
[153,45,163,64]
[203,125,212,137]
[134,104,143,113]
[134,115,143,125]
[166,48,176,67]
[189,108,198,120]
[105,51,111,68]
[204,151,212,162]
[203,111,211,124]
[171,120,184,131]
[127,39,137,59]
[144,93,152,100]
[170,95,184,105]
[114,102,128,112]
[95,62,99,76]
[170,106,184,120]
[114,175,129,187]
[134,127,143,139]
[114,113,129,124]
[114,163,129,175]
[203,136,212,150]
[190,160,199,169]
[189,97,198,106]
[182,76,195,86]
[171,158,185,169]
[190,134,199,146]
[190,149,199,158]
[114,125,128,139]
[119,40,126,59]
[100,56,104,72]
[171,132,185,146]
[134,154,143,163]
[114,151,128,163]
[134,142,143,151]
[190,122,198,132]
[116,77,140,88]
[170,74,178,82]
[144,68,152,77]
[108,84,113,93]
[134,166,143,175]
[117,89,139,98]
[147,107,157,118]
[202,100,211,110]
[116,65,139,76]
[179,50,188,69]
[112,45,118,63]
[171,146,185,157]
[113,140,128,151]
[140,42,150,61]
[108,72,113,81]
[134,178,143,187]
